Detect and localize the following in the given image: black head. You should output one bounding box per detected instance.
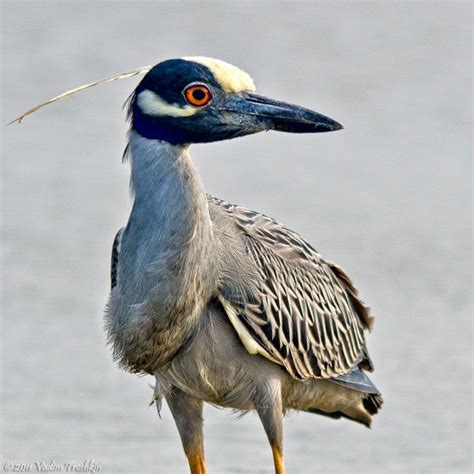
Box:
[128,57,342,145]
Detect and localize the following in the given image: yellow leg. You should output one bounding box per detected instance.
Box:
[187,452,207,474]
[254,379,286,474]
[271,445,286,474]
[165,387,206,474]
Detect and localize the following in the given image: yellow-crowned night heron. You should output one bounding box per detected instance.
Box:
[16,57,383,474]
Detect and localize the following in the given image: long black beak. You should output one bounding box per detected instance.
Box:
[217,92,343,134]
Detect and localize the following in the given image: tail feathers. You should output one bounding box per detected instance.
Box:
[363,393,383,415]
[306,392,383,429]
[331,367,381,394]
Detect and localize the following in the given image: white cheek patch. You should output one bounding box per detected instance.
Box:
[136,89,199,117]
[183,56,256,93]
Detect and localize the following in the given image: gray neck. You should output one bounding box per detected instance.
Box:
[106,131,217,372]
[122,131,216,306]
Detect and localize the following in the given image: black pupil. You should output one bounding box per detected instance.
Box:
[192,89,206,101]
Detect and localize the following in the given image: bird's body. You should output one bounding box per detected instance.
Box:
[12,53,382,473]
[97,56,381,473]
[106,134,380,423]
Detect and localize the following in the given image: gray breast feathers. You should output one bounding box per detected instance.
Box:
[209,195,375,381]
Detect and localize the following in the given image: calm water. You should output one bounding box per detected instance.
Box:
[2,2,471,473]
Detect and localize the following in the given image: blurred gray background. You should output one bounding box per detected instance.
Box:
[1,1,471,473]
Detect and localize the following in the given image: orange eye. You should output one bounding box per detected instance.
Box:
[184,84,212,107]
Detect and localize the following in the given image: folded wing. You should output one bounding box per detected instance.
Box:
[210,196,374,381]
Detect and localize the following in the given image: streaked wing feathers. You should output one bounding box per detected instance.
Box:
[210,196,374,381]
[111,227,124,289]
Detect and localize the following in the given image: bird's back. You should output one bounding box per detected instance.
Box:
[207,195,377,381]
[157,193,383,425]
[170,194,383,426]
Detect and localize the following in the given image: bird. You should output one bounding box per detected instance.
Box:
[15,56,383,474]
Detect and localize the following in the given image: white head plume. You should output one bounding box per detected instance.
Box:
[10,65,152,124]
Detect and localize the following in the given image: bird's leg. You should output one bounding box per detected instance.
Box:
[166,387,206,474]
[254,379,286,474]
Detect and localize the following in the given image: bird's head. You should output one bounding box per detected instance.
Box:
[128,57,342,144]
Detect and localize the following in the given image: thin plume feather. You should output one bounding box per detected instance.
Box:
[9,65,152,124]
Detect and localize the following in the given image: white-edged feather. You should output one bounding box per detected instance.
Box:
[9,65,152,124]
